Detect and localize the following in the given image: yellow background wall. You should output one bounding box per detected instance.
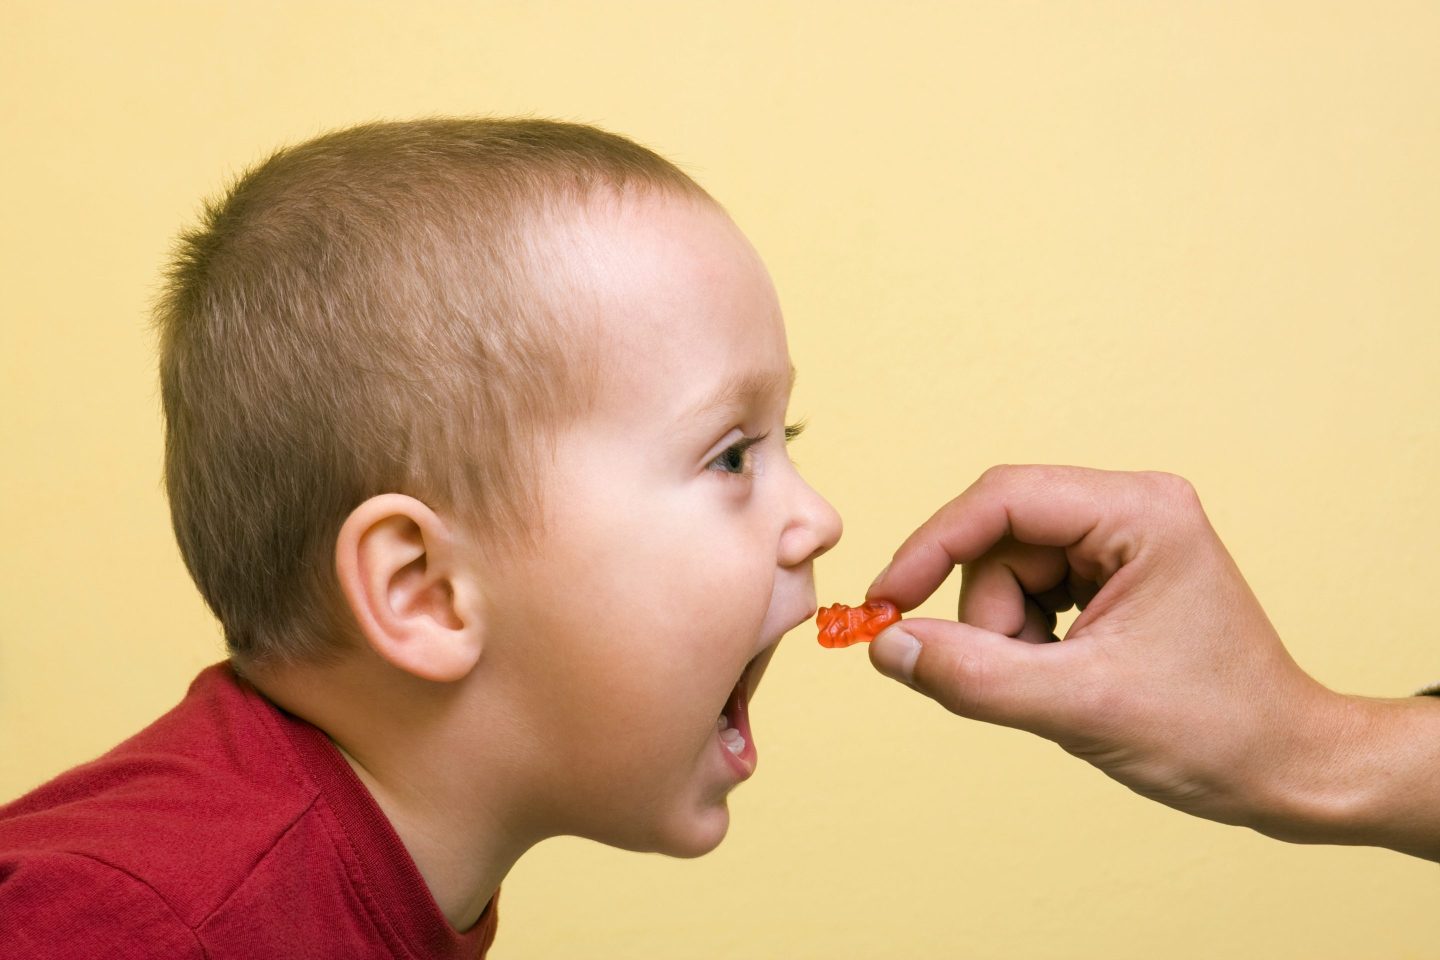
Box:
[3,3,1437,956]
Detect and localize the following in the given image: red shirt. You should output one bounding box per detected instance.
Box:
[0,664,498,959]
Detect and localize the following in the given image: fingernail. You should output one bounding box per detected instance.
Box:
[867,561,892,594]
[870,626,921,685]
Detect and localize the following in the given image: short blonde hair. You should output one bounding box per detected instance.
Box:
[155,118,710,666]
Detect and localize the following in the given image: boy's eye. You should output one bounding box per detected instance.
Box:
[709,434,766,476]
[707,421,807,477]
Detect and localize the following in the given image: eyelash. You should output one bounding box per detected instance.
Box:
[709,420,807,477]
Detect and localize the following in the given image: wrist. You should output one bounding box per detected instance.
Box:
[1244,686,1369,844]
[1248,687,1440,861]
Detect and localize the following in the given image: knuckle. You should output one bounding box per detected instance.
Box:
[1137,471,1203,520]
[1073,658,1117,717]
[934,647,988,718]
[1148,471,1198,502]
[977,464,1014,489]
[977,463,1049,501]
[1066,647,1127,726]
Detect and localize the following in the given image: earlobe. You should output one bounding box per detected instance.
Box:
[335,494,485,683]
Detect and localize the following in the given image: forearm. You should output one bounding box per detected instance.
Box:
[1250,688,1440,862]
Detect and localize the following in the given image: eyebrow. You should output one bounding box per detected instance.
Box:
[681,364,797,425]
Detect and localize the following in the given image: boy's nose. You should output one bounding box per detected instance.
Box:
[778,474,843,568]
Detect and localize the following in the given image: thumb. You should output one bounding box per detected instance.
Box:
[868,618,1076,733]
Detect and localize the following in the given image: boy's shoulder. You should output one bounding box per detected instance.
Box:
[3,667,312,880]
[0,665,322,952]
[0,664,498,959]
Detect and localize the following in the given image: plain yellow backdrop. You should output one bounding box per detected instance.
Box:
[3,2,1438,956]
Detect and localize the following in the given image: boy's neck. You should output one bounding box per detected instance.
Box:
[247,653,534,930]
[332,739,512,929]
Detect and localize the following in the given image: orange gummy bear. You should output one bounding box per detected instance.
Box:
[816,599,901,648]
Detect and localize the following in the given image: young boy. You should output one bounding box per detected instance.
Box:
[0,118,842,957]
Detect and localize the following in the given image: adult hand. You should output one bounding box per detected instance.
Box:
[866,465,1440,861]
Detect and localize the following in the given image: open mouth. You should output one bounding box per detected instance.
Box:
[715,645,775,774]
[717,672,753,758]
[714,607,815,778]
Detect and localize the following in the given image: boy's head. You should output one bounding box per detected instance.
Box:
[157,118,843,858]
[157,118,709,666]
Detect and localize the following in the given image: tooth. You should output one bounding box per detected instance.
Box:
[724,736,746,755]
[718,715,729,730]
[720,727,742,744]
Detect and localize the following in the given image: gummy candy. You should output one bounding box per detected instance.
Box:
[816,599,901,648]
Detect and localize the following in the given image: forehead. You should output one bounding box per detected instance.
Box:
[550,192,792,426]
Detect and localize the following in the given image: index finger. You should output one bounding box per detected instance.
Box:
[866,465,1144,611]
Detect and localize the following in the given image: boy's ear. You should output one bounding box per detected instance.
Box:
[334,494,486,683]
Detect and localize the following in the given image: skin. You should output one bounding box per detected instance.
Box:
[253,190,842,929]
[866,465,1440,861]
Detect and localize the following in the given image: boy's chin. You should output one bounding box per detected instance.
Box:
[662,813,730,860]
[614,803,732,859]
